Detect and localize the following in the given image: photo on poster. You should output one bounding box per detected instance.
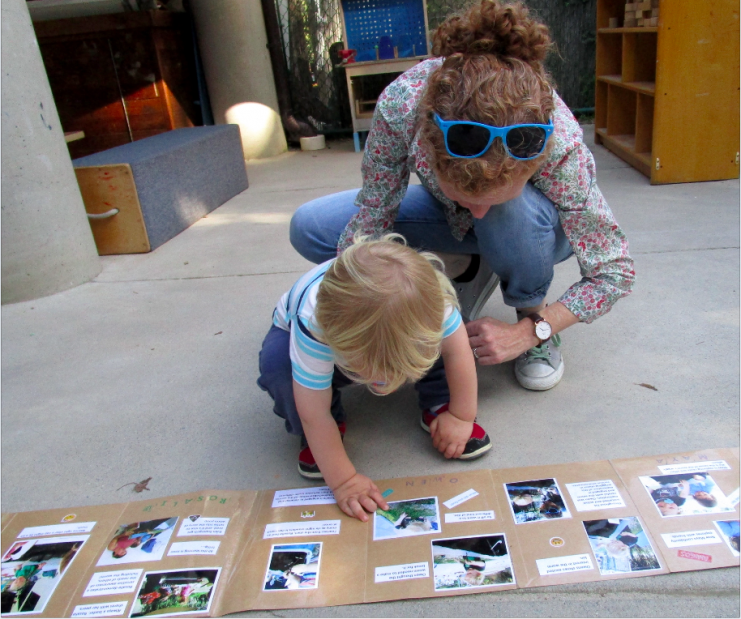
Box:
[713,520,740,557]
[504,479,571,524]
[129,568,220,617]
[373,497,441,540]
[583,517,661,575]
[263,543,321,591]
[97,518,178,567]
[431,534,514,590]
[0,534,89,615]
[639,473,735,518]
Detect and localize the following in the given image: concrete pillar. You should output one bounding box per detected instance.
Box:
[189,0,287,160]
[1,0,101,305]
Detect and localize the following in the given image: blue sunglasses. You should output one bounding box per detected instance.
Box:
[434,113,554,160]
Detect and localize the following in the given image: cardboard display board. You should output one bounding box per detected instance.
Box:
[2,449,738,617]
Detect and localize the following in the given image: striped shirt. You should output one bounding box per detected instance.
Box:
[273,259,462,390]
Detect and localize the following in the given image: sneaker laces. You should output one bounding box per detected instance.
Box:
[525,333,561,361]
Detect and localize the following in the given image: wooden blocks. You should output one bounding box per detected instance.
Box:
[624,0,659,27]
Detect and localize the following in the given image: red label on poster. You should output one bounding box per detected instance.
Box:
[677,549,712,563]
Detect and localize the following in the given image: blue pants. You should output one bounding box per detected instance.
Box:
[257,324,451,436]
[289,183,573,309]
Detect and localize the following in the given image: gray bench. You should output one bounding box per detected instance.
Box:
[74,125,248,254]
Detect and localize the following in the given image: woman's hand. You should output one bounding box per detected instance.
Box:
[466,302,579,365]
[466,317,535,365]
[332,473,389,522]
[430,411,473,459]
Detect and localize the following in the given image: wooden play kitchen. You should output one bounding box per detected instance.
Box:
[594,0,739,183]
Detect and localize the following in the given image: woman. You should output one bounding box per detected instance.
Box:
[290,0,634,392]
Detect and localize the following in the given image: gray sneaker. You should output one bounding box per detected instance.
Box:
[454,255,500,322]
[514,333,564,391]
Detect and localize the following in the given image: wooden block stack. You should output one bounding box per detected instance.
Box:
[624,0,659,27]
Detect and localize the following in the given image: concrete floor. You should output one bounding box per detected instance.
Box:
[2,127,739,617]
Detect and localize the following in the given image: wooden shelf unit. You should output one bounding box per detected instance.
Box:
[595,0,739,184]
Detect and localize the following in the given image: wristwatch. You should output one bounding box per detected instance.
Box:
[528,313,552,344]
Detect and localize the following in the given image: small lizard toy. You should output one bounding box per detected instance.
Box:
[117,477,153,493]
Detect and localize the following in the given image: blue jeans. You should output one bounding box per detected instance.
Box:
[290,183,573,308]
[257,325,451,436]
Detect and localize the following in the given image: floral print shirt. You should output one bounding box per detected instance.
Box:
[337,58,635,323]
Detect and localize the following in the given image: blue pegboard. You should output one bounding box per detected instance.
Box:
[342,0,428,62]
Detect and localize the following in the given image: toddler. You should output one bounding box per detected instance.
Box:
[258,234,491,521]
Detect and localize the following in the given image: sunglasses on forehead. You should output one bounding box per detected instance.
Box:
[434,113,554,160]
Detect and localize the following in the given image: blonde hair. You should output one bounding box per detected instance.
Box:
[314,234,459,395]
[418,0,555,195]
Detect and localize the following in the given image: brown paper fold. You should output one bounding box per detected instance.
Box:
[1,449,738,616]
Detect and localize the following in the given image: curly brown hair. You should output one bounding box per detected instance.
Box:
[419,0,556,196]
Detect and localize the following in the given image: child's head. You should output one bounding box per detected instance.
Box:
[604,538,630,558]
[315,234,459,395]
[656,499,680,516]
[692,491,718,508]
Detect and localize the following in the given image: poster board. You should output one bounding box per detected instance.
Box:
[1,449,738,617]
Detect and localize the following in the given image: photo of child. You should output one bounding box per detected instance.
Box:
[504,479,571,524]
[431,534,514,590]
[373,497,441,540]
[713,520,740,557]
[129,568,220,617]
[1,535,88,615]
[263,543,321,591]
[639,473,734,518]
[583,517,661,576]
[97,517,178,567]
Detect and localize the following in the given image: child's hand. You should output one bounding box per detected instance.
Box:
[332,473,389,522]
[430,411,473,459]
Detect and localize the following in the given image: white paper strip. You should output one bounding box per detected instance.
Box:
[18,522,96,538]
[83,570,142,597]
[272,487,336,508]
[177,517,229,537]
[660,530,722,548]
[71,602,128,617]
[658,460,730,474]
[444,510,495,523]
[263,520,341,539]
[375,561,430,583]
[565,480,625,511]
[535,554,594,576]
[443,488,479,509]
[168,541,221,556]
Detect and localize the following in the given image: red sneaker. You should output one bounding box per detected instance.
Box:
[420,404,492,460]
[298,422,346,480]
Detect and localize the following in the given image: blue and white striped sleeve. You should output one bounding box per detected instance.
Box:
[289,317,335,390]
[442,304,463,338]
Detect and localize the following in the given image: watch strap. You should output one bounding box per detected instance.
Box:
[527,312,551,344]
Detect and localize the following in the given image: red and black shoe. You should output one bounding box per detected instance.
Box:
[420,403,492,460]
[298,421,346,480]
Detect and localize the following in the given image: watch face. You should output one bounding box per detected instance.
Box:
[535,320,552,340]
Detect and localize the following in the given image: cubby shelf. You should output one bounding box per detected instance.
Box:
[594,0,739,184]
